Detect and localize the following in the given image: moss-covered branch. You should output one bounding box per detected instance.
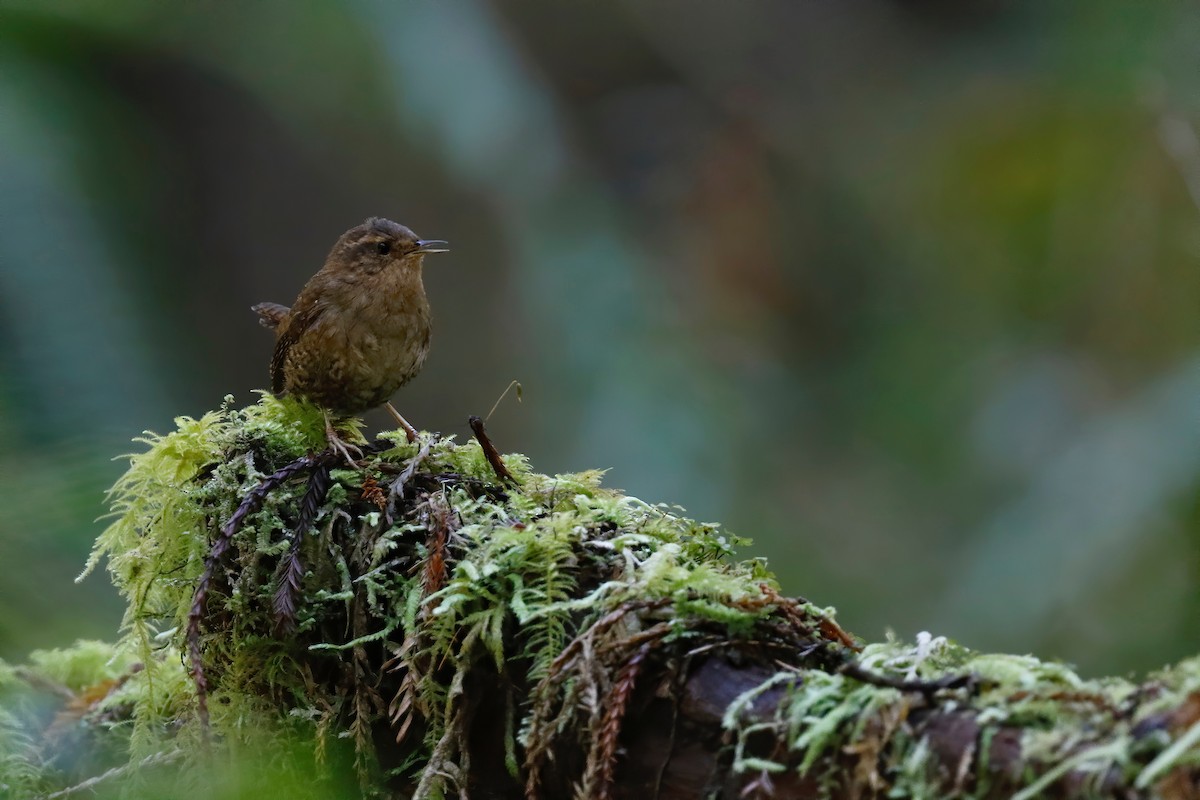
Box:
[2,396,1199,798]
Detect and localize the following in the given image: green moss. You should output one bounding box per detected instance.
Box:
[718,631,1200,798]
[49,395,791,797]
[1,394,1194,798]
[25,640,134,692]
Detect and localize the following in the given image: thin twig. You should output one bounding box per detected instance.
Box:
[39,748,184,799]
[388,435,434,525]
[839,660,975,697]
[468,415,517,485]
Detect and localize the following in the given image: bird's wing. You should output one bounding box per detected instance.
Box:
[252,302,291,331]
[269,302,325,395]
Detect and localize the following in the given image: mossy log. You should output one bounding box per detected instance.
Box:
[2,396,1200,799]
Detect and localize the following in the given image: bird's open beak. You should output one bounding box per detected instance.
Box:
[416,239,450,254]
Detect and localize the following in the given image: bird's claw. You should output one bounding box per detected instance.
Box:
[324,415,364,468]
[329,437,363,468]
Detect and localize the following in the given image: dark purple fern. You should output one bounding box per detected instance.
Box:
[187,453,318,733]
[272,462,332,635]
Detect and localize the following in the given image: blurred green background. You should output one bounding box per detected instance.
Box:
[0,1,1197,677]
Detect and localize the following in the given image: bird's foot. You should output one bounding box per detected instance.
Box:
[324,414,364,468]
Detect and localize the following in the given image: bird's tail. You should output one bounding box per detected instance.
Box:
[251,302,290,331]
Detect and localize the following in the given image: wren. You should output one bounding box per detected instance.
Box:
[252,217,448,457]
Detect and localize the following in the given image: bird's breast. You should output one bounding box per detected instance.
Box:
[281,273,431,414]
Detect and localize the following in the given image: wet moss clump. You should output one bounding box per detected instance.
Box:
[46,393,813,797]
[7,394,1197,799]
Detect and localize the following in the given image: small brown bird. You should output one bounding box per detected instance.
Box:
[252,217,448,459]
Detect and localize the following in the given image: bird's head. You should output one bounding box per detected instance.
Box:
[326,217,449,277]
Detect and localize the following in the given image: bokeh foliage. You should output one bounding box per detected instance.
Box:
[0,1,1198,676]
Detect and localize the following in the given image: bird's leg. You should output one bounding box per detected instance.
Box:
[385,403,419,443]
[324,412,364,467]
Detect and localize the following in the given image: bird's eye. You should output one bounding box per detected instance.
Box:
[375,241,392,256]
